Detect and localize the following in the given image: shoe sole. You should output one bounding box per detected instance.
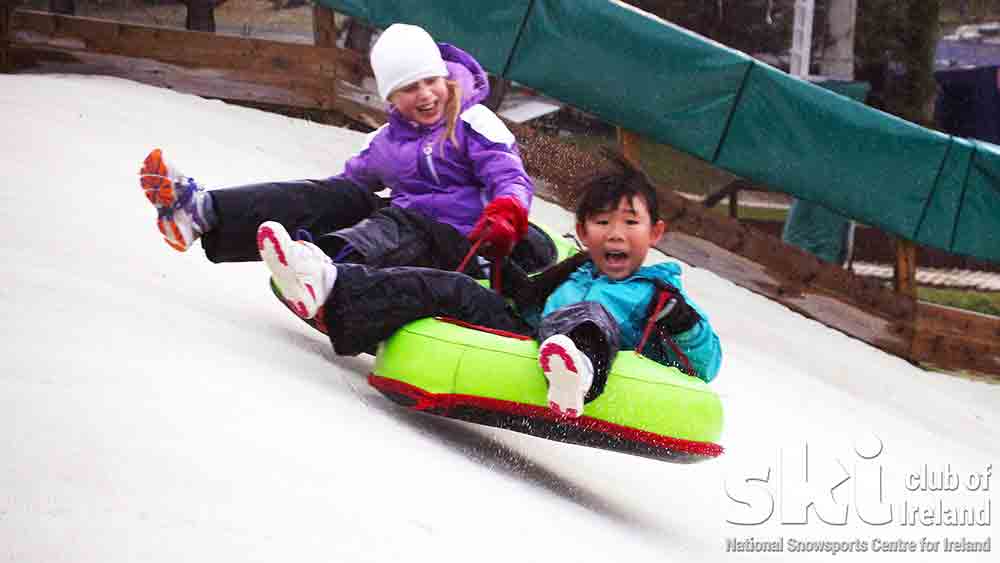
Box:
[140,148,191,252]
[257,222,317,319]
[539,335,585,418]
[139,149,177,208]
[157,215,188,252]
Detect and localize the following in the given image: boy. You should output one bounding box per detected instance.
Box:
[527,152,722,416]
[258,151,721,418]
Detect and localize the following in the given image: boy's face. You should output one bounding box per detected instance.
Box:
[389,76,449,126]
[576,195,666,280]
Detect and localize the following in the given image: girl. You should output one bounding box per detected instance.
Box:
[138,23,533,273]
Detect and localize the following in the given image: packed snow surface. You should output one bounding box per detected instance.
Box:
[2,75,997,562]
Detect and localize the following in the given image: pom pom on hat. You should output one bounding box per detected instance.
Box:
[371,24,449,101]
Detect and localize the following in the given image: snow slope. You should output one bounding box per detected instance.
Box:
[1,74,997,562]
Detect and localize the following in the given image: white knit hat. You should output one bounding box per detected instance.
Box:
[371,24,449,101]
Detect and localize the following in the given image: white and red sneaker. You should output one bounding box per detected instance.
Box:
[257,221,337,320]
[538,334,594,418]
[138,148,214,252]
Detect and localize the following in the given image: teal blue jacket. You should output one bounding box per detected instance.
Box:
[542,261,722,382]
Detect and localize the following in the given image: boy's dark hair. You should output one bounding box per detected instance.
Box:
[574,148,660,224]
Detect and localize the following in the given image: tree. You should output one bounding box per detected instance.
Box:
[627,0,799,55]
[627,1,941,125]
[856,0,941,124]
[821,0,857,80]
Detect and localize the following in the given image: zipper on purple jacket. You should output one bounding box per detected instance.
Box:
[423,144,441,185]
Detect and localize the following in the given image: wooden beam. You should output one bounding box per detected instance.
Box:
[915,301,1000,346]
[9,9,385,127]
[616,127,641,167]
[894,238,917,298]
[911,301,1000,376]
[11,10,366,80]
[309,4,339,112]
[11,43,358,113]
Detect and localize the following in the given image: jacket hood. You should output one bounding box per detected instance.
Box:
[439,43,490,109]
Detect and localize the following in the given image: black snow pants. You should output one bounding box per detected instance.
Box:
[325,263,621,403]
[201,178,384,263]
[201,177,554,275]
[202,177,503,277]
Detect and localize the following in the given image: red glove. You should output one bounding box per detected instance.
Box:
[467,196,529,260]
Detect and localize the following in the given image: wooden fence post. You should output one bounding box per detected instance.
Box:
[894,238,917,298]
[1,0,13,73]
[313,3,337,47]
[311,4,341,119]
[616,127,641,167]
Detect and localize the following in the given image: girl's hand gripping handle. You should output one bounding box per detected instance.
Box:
[467,196,528,261]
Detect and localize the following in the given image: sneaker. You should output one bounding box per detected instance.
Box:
[538,334,594,418]
[138,148,215,252]
[257,221,337,320]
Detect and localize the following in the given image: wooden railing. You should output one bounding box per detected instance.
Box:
[700,176,922,300]
[2,5,384,126]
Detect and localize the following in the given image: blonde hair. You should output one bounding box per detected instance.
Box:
[440,79,462,154]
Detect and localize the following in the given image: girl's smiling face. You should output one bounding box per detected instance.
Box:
[389,76,449,126]
[575,195,666,280]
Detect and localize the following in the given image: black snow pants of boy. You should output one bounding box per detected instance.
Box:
[323,264,526,356]
[324,263,621,403]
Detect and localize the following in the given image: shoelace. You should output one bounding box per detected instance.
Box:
[295,227,360,263]
[293,228,314,243]
[291,228,335,266]
[148,176,197,216]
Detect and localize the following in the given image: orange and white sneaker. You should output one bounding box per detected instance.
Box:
[138,148,215,252]
[257,221,337,320]
[538,334,594,418]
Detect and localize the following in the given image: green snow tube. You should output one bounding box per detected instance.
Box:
[368,319,724,463]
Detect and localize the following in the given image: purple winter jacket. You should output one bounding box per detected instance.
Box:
[334,44,534,236]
